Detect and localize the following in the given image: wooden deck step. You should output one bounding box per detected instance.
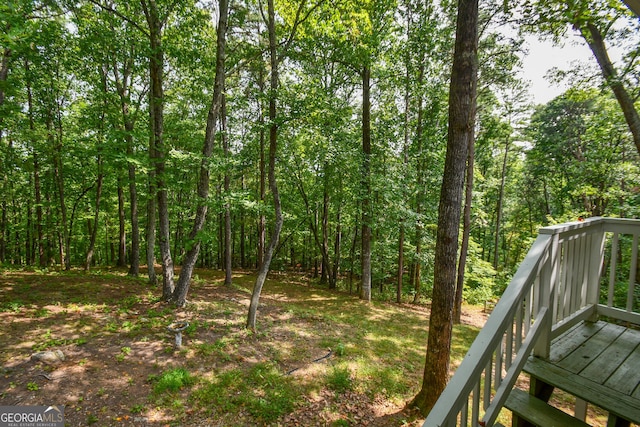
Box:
[504,388,591,427]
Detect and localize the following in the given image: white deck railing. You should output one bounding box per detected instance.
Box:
[423,217,640,427]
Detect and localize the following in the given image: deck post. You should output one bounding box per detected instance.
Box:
[533,234,557,359]
[587,223,606,321]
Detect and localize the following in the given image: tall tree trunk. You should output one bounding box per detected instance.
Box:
[114,69,141,276]
[127,133,140,276]
[25,60,46,268]
[0,48,9,102]
[86,162,104,271]
[322,170,335,289]
[172,0,228,306]
[117,179,127,267]
[257,66,267,270]
[51,117,70,270]
[454,137,474,324]
[223,94,233,286]
[360,65,372,302]
[247,0,283,331]
[240,175,246,268]
[332,200,342,287]
[412,62,426,304]
[581,22,640,157]
[146,176,157,283]
[493,136,509,270]
[410,0,478,415]
[86,68,107,271]
[142,0,174,299]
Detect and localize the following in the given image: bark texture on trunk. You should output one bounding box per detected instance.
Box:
[582,22,640,157]
[410,0,478,415]
[173,0,229,306]
[247,0,283,331]
[360,65,372,302]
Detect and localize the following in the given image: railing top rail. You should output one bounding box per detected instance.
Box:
[539,217,640,237]
[422,233,552,426]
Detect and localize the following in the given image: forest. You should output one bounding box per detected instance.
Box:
[1,0,639,314]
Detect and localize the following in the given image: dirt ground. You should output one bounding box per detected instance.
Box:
[0,268,491,427]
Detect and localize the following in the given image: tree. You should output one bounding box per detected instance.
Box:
[521,0,640,157]
[171,0,229,307]
[410,0,479,414]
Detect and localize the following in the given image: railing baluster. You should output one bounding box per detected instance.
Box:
[514,299,523,354]
[461,398,468,427]
[483,358,492,411]
[471,382,480,427]
[505,323,513,371]
[609,232,619,308]
[628,234,638,312]
[495,335,503,389]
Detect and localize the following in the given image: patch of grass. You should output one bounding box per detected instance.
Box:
[0,300,24,313]
[152,368,195,394]
[32,329,87,352]
[26,382,39,391]
[33,307,50,318]
[326,365,353,394]
[193,363,296,423]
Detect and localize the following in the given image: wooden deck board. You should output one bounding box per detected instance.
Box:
[524,320,640,425]
[557,323,624,373]
[604,335,640,395]
[582,328,640,385]
[549,320,605,362]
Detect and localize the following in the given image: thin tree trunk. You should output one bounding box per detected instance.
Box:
[25,60,46,267]
[0,48,9,108]
[493,136,509,270]
[332,200,342,287]
[360,65,372,302]
[454,137,474,324]
[142,0,173,298]
[172,0,228,306]
[410,0,478,415]
[223,93,232,286]
[257,66,267,270]
[127,134,140,276]
[247,0,283,331]
[86,68,107,271]
[117,179,127,267]
[86,162,104,271]
[146,175,157,283]
[109,40,142,275]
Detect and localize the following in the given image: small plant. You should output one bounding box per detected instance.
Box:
[26,382,39,391]
[326,366,352,394]
[152,368,195,394]
[335,342,346,357]
[33,307,50,318]
[97,387,107,397]
[130,404,145,414]
[116,346,131,362]
[87,414,98,424]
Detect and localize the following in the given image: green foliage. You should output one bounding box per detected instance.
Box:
[192,363,297,422]
[326,365,353,394]
[152,368,196,395]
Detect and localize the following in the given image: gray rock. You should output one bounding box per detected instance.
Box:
[30,350,65,364]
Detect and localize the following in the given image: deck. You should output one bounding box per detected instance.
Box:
[522,320,640,426]
[422,218,640,427]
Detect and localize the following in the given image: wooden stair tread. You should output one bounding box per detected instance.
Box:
[504,388,591,427]
[524,356,640,423]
